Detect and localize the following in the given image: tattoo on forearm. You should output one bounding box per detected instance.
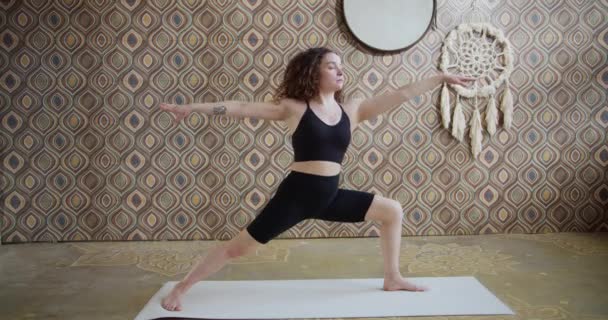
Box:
[213,105,226,115]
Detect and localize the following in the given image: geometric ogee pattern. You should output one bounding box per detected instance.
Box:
[0,0,606,243]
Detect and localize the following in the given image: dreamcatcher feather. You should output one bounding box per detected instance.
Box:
[439,3,514,159]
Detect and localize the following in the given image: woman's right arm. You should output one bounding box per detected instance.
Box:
[160,100,290,123]
[190,101,288,121]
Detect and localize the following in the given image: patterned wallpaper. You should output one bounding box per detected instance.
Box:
[1,0,606,243]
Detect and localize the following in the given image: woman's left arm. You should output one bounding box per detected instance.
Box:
[354,74,475,123]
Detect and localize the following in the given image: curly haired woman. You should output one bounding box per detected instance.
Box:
[159,47,475,311]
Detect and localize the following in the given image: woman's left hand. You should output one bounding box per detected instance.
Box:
[442,73,477,87]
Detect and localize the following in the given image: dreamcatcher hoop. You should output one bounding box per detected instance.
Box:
[438,1,515,159]
[440,23,513,98]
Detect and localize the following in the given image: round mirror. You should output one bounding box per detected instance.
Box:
[343,0,437,52]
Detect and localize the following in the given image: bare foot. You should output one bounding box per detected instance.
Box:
[383,276,429,292]
[161,282,188,311]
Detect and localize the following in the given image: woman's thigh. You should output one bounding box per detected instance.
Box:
[246,171,339,244]
[314,188,376,223]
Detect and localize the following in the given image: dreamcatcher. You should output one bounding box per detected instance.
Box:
[439,0,514,158]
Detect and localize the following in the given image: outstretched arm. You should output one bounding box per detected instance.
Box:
[354,73,475,123]
[160,100,289,124]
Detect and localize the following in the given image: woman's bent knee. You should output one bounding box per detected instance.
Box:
[364,196,403,224]
[225,229,260,258]
[380,200,403,225]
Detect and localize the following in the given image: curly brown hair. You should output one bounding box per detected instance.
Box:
[274,47,343,104]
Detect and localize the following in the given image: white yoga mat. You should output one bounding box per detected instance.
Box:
[135,277,514,319]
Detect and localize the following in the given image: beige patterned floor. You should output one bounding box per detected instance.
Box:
[1,232,607,319]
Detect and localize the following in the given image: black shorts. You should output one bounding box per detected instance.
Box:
[246,170,375,244]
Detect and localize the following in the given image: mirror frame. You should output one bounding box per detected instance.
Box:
[342,0,438,52]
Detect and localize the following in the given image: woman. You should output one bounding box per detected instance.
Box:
[159,47,475,311]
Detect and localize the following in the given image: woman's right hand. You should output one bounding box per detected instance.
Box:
[160,103,192,124]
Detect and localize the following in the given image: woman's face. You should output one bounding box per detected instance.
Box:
[318,52,344,92]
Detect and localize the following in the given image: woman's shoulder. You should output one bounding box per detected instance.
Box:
[340,98,365,115]
[278,98,303,107]
[340,98,366,125]
[278,98,308,113]
[275,98,307,121]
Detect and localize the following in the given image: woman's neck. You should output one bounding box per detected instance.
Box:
[311,92,336,108]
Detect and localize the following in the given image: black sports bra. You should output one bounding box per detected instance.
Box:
[291,101,351,163]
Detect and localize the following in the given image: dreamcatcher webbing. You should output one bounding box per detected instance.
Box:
[439,0,514,159]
